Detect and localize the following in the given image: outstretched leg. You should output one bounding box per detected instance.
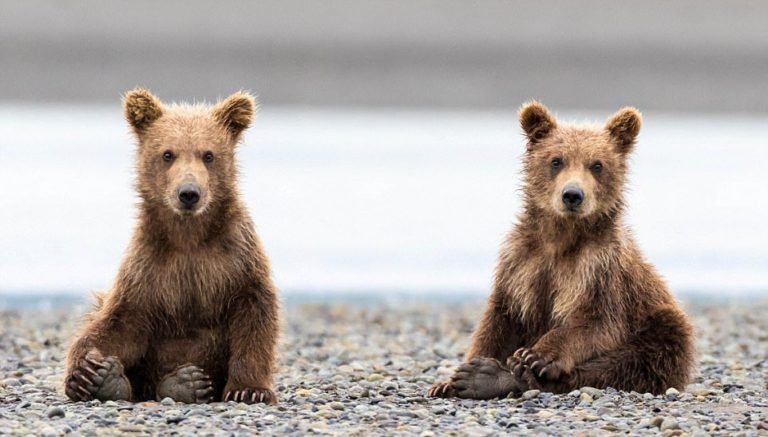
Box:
[156,364,214,404]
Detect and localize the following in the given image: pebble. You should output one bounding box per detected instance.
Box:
[660,418,680,431]
[522,389,540,400]
[665,387,680,400]
[45,406,65,418]
[160,397,175,406]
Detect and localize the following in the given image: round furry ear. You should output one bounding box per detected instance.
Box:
[212,91,256,138]
[605,107,642,154]
[123,88,163,134]
[519,101,557,147]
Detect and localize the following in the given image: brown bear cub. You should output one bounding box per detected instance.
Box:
[429,103,695,399]
[64,89,280,404]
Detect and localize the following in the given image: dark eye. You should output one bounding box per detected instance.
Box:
[203,151,214,163]
[551,158,563,169]
[590,161,603,173]
[162,150,174,162]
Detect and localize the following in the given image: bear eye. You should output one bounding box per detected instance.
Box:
[162,150,174,162]
[203,151,214,163]
[590,161,603,173]
[551,158,563,169]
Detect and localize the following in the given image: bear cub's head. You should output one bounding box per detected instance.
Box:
[519,102,641,220]
[123,89,255,217]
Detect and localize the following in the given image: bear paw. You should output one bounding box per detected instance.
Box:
[510,347,563,381]
[66,352,132,402]
[451,357,524,399]
[223,386,276,405]
[156,364,214,404]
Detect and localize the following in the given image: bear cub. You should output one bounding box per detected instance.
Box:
[64,89,280,404]
[430,103,695,399]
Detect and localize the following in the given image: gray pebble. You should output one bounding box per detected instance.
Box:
[45,406,65,418]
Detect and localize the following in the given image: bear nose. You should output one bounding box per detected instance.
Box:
[562,186,584,209]
[177,184,201,208]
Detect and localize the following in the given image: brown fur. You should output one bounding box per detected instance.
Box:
[64,89,280,403]
[430,102,695,398]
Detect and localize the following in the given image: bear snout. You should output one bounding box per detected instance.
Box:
[177,183,202,209]
[561,185,584,210]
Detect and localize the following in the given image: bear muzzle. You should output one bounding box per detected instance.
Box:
[177,183,202,210]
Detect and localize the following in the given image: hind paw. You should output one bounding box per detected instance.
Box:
[65,351,132,402]
[156,364,214,404]
[451,357,523,399]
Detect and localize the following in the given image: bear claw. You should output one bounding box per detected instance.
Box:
[427,380,457,398]
[223,387,276,405]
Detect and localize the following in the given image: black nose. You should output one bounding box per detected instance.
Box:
[562,186,584,209]
[177,184,201,208]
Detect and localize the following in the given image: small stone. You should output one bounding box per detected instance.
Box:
[430,406,446,415]
[2,378,21,387]
[660,418,680,431]
[651,417,665,428]
[160,397,175,406]
[38,425,57,437]
[367,373,384,382]
[522,389,540,400]
[665,387,680,399]
[45,406,65,418]
[537,410,555,419]
[758,422,768,431]
[579,392,593,403]
[580,387,604,399]
[329,401,345,411]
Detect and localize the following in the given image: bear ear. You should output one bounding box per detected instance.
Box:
[212,91,256,138]
[605,107,642,154]
[123,88,163,134]
[519,101,557,148]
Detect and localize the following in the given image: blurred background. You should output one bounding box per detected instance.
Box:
[1,0,767,304]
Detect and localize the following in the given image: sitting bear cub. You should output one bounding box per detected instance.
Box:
[430,103,695,399]
[64,89,280,404]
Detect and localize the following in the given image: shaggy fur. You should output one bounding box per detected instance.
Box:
[429,102,695,399]
[64,89,280,404]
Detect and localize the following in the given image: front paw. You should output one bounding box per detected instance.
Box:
[223,386,276,405]
[428,380,457,398]
[511,347,563,381]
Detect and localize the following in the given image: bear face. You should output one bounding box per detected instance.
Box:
[519,102,641,220]
[123,89,255,217]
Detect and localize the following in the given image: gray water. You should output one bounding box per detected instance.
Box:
[1,106,766,297]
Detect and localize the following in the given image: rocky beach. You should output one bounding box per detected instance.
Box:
[1,297,767,436]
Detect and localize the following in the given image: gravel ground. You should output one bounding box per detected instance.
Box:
[1,297,767,436]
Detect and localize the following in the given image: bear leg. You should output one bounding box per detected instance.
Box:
[520,310,694,394]
[155,364,214,404]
